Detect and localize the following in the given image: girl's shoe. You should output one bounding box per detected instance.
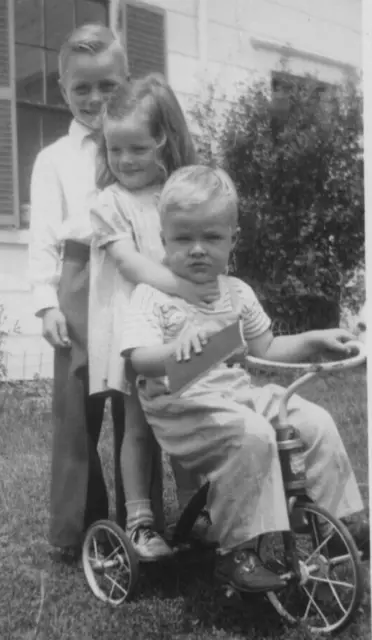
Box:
[129,526,174,561]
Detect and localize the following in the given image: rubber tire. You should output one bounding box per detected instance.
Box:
[265,502,364,634]
[82,519,139,604]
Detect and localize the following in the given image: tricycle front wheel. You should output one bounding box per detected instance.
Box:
[258,502,364,634]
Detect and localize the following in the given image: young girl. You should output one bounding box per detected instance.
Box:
[88,75,215,560]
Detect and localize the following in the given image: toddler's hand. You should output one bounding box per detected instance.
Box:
[175,327,208,361]
[41,308,71,348]
[175,320,226,362]
[178,279,220,306]
[311,328,356,357]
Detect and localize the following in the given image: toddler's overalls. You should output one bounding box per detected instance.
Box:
[138,283,363,551]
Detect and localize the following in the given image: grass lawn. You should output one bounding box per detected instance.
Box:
[0,368,370,640]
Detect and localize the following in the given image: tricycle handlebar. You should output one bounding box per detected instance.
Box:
[245,340,366,374]
[245,340,366,427]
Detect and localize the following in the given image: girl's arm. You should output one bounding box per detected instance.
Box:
[107,241,218,304]
[90,191,218,303]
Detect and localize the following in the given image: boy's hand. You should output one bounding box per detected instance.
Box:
[41,308,71,348]
[175,320,223,361]
[310,328,356,357]
[177,279,220,306]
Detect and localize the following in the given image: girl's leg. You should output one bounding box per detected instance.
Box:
[121,389,172,560]
[110,392,126,528]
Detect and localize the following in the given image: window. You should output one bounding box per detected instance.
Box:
[270,71,333,140]
[122,2,166,79]
[15,0,109,218]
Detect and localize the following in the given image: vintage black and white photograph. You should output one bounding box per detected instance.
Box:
[0,1,369,638]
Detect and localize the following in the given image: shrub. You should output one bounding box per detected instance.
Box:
[191,74,364,331]
[339,259,366,333]
[0,304,8,381]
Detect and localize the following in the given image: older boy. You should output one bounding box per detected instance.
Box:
[28,24,162,560]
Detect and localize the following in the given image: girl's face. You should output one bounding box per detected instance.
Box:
[162,203,238,284]
[104,110,162,191]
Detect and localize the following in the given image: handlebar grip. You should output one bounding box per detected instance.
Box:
[246,340,366,373]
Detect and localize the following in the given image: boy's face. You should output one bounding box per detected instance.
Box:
[104,110,161,191]
[60,49,127,131]
[162,202,238,284]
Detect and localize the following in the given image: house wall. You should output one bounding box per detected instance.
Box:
[133,0,361,113]
[0,0,362,379]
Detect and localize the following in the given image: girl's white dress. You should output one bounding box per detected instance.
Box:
[88,183,165,395]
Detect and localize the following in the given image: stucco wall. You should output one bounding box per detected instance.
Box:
[0,0,362,379]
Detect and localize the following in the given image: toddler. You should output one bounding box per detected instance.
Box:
[120,165,369,590]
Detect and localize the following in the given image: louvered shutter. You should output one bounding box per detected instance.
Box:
[0,0,18,226]
[124,2,166,79]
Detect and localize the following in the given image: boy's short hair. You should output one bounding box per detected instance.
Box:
[58,23,129,79]
[158,165,239,224]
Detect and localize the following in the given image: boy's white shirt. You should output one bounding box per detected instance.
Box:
[28,119,98,316]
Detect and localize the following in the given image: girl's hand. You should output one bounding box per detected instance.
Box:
[310,328,356,357]
[177,278,220,306]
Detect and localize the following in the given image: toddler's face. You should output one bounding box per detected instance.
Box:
[162,203,237,284]
[104,110,162,191]
[60,49,127,131]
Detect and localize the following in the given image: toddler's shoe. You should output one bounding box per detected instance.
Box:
[129,525,174,561]
[215,548,285,593]
[191,509,215,544]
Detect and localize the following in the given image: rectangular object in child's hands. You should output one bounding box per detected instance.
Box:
[165,319,246,395]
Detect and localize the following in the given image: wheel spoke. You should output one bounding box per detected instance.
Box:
[327,581,347,615]
[92,536,99,559]
[105,572,128,597]
[109,578,115,600]
[104,544,122,561]
[88,556,99,563]
[329,554,351,566]
[309,575,354,590]
[303,582,317,620]
[302,584,330,626]
[305,531,334,565]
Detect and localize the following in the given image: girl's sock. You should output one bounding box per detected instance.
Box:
[126,499,154,535]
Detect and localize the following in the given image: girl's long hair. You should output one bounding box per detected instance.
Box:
[96,73,197,190]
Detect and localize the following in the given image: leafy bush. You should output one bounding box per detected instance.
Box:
[191,74,364,331]
[0,304,8,381]
[339,259,366,333]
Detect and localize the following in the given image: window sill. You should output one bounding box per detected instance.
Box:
[0,229,30,245]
